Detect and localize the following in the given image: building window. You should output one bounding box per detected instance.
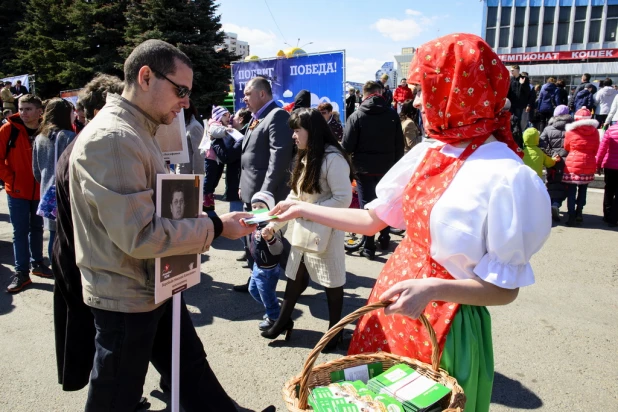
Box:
[486,6,498,47]
[607,6,618,42]
[572,6,587,44]
[527,7,540,47]
[588,6,603,43]
[542,6,555,46]
[557,6,571,46]
[513,7,526,47]
[499,7,511,47]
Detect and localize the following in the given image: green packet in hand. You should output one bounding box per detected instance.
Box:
[243,208,278,225]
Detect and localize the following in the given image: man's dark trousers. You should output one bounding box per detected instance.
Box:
[356,173,390,251]
[86,297,236,412]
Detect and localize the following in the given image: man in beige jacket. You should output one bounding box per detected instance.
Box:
[69,39,254,411]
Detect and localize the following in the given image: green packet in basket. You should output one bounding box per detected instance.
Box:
[367,364,451,412]
[308,380,404,412]
[329,362,384,384]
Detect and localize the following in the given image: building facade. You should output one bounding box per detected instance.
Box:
[482,0,618,88]
[221,32,250,59]
[394,47,416,82]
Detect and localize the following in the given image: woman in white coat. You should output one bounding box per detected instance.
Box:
[261,108,353,351]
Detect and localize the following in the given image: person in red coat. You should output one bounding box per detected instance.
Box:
[563,107,600,226]
[393,78,414,112]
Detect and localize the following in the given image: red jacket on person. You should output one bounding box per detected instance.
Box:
[0,113,40,200]
[563,119,600,183]
[393,85,414,108]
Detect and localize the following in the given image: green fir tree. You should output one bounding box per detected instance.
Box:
[0,0,25,78]
[123,0,235,115]
[11,0,128,98]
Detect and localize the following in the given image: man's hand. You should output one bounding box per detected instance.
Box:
[220,212,256,239]
[269,200,303,221]
[525,106,531,113]
[519,77,526,85]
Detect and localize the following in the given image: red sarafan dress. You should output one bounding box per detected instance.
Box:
[348,135,485,361]
[347,33,546,412]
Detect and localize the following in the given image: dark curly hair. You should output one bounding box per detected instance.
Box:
[288,108,354,195]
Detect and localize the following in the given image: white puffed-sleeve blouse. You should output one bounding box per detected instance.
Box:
[367,139,552,289]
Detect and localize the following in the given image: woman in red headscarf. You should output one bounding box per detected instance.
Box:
[267,34,551,411]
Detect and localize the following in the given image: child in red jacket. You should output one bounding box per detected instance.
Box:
[563,107,600,226]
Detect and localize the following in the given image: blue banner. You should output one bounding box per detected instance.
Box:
[232,51,345,119]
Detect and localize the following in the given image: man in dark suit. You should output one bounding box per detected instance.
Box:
[10,80,29,95]
[234,76,294,291]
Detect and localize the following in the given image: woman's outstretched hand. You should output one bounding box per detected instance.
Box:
[379,278,438,319]
[269,200,303,221]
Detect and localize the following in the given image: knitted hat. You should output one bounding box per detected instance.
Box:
[211,105,229,122]
[553,105,570,117]
[250,191,275,211]
[574,107,592,120]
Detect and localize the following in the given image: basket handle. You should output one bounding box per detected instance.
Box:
[297,300,440,409]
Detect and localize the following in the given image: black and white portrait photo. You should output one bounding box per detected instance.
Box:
[158,176,201,283]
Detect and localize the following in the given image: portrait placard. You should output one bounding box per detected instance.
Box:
[155,173,202,303]
[155,110,189,164]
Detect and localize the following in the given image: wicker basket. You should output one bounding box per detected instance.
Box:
[282,301,466,411]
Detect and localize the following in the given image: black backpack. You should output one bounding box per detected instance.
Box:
[4,124,20,158]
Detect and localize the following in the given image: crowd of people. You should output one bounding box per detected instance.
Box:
[506,66,618,227]
[0,32,617,412]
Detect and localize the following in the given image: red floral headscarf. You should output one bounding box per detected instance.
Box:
[408,33,522,157]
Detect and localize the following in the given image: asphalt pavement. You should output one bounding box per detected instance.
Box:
[0,185,616,411]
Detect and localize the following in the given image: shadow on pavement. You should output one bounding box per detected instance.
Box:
[491,371,543,409]
[0,264,14,316]
[146,389,269,412]
[267,328,354,353]
[184,272,308,327]
[553,213,618,231]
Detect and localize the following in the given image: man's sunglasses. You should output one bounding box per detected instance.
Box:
[151,68,192,98]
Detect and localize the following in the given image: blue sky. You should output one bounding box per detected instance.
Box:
[216,0,484,82]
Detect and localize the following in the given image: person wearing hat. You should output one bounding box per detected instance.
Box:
[268,33,552,409]
[201,105,231,211]
[540,105,574,221]
[246,191,284,331]
[521,127,559,178]
[563,107,600,226]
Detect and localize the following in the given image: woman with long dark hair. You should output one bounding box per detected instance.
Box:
[260,108,353,351]
[32,98,76,261]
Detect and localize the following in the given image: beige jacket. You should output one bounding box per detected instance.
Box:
[69,94,215,313]
[401,118,421,152]
[272,145,352,288]
[1,87,15,110]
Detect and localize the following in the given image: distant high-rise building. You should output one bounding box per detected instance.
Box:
[394,47,416,82]
[221,32,250,59]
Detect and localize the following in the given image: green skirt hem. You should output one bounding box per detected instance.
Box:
[439,305,494,412]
